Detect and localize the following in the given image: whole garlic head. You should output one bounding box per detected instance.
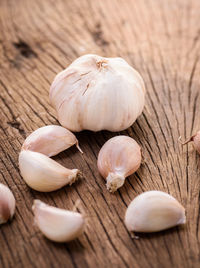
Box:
[0,183,15,224]
[32,200,85,242]
[97,135,141,192]
[125,191,186,233]
[50,54,145,132]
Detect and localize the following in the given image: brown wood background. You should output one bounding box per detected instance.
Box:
[0,0,200,267]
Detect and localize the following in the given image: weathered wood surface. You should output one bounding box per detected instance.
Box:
[0,0,200,267]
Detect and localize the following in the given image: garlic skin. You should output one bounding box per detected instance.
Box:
[179,131,200,154]
[19,150,82,192]
[125,191,186,233]
[22,125,82,156]
[193,131,200,153]
[97,136,141,192]
[0,183,15,224]
[32,200,85,242]
[50,54,145,132]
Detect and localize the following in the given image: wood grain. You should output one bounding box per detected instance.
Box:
[0,0,200,267]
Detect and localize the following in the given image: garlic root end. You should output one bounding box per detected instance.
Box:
[69,169,83,186]
[106,173,125,193]
[130,232,140,240]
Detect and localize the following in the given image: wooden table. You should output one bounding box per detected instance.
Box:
[0,0,200,267]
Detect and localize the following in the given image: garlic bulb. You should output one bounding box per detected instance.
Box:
[97,135,141,192]
[22,125,82,156]
[50,54,145,132]
[0,183,15,224]
[19,151,82,192]
[179,131,200,154]
[125,191,186,233]
[32,200,85,242]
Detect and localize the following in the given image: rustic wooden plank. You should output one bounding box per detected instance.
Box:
[0,0,200,267]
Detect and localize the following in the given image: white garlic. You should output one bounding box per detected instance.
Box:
[19,150,82,192]
[32,200,85,242]
[97,135,141,192]
[50,54,145,132]
[125,191,186,233]
[22,125,82,156]
[0,183,15,224]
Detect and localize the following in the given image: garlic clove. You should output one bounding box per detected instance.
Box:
[97,135,141,192]
[179,130,200,154]
[22,125,82,156]
[49,54,145,132]
[32,200,85,242]
[125,191,186,233]
[0,183,15,224]
[19,150,82,192]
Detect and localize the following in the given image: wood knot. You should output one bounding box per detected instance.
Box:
[7,120,26,137]
[13,41,37,58]
[92,23,109,47]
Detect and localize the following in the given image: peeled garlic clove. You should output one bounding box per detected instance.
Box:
[179,131,200,154]
[32,200,85,242]
[97,136,141,192]
[22,125,82,157]
[0,183,15,224]
[19,150,82,192]
[125,191,186,233]
[50,54,145,132]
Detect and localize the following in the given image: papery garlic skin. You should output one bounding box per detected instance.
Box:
[22,125,82,156]
[19,151,81,192]
[97,136,141,192]
[125,191,186,233]
[180,130,200,154]
[32,200,85,242]
[0,183,15,224]
[50,54,145,132]
[192,131,200,153]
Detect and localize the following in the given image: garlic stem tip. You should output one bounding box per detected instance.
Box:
[178,136,192,145]
[76,142,83,154]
